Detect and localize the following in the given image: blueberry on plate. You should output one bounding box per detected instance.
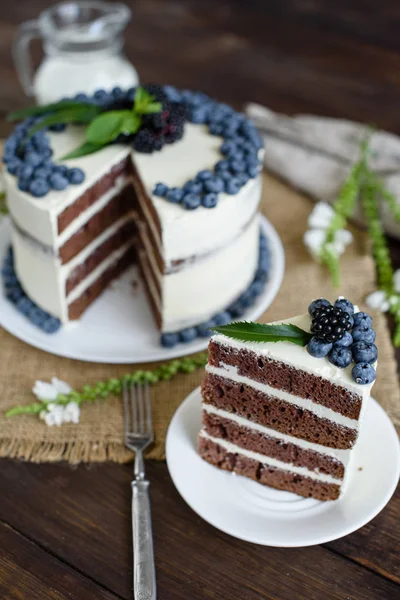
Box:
[333,331,353,348]
[352,362,376,385]
[353,311,373,328]
[352,325,376,344]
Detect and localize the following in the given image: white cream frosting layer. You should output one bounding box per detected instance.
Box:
[206,363,359,430]
[212,313,376,398]
[202,403,351,469]
[199,430,343,486]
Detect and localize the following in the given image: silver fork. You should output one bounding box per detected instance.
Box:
[123,381,156,600]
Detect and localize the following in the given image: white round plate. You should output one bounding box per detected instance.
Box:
[166,387,400,547]
[0,214,284,363]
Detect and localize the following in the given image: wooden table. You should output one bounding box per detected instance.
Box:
[0,2,399,598]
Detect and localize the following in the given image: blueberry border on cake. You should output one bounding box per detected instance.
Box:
[1,231,270,346]
[3,85,263,208]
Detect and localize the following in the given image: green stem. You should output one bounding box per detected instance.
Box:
[5,353,208,418]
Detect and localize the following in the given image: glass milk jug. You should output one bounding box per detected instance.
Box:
[13,1,139,105]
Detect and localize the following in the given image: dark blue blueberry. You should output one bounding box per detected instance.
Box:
[228,302,246,318]
[94,89,108,100]
[18,178,30,192]
[161,332,179,348]
[247,164,260,178]
[334,298,354,315]
[29,179,50,197]
[213,311,231,326]
[209,123,223,135]
[126,87,136,102]
[67,168,85,184]
[308,298,331,316]
[328,346,352,369]
[236,173,249,187]
[41,147,53,159]
[49,173,69,191]
[204,177,224,193]
[307,336,333,358]
[229,159,245,174]
[49,123,67,132]
[75,93,89,102]
[352,341,378,364]
[220,141,237,156]
[260,234,268,249]
[183,193,201,210]
[196,319,216,337]
[249,280,265,296]
[166,187,184,203]
[6,286,23,303]
[163,85,182,103]
[239,292,253,308]
[215,160,230,172]
[18,164,34,180]
[53,165,68,175]
[112,86,123,98]
[7,159,22,175]
[16,296,34,315]
[224,177,241,195]
[255,268,268,282]
[197,170,213,181]
[4,136,17,152]
[42,317,61,333]
[34,167,51,180]
[352,362,376,385]
[352,326,376,344]
[183,180,203,194]
[334,331,353,348]
[24,152,43,167]
[179,327,197,343]
[202,193,218,208]
[353,311,373,328]
[28,306,47,327]
[190,107,209,124]
[153,182,169,197]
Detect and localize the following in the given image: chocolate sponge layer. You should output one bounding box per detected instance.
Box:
[208,340,362,419]
[198,436,340,501]
[202,374,357,449]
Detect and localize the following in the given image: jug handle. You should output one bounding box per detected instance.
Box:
[12,20,41,97]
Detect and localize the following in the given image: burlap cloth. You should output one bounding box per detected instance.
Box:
[0,173,399,463]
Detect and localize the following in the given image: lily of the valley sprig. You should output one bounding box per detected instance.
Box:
[304,131,400,346]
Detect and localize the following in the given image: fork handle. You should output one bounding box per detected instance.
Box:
[132,479,157,600]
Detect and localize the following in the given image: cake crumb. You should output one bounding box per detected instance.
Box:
[358,467,363,471]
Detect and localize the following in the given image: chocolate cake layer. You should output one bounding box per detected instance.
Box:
[133,180,164,274]
[202,374,357,449]
[66,220,136,295]
[59,186,133,264]
[209,340,362,419]
[136,249,162,329]
[57,157,131,234]
[68,245,135,320]
[202,410,345,479]
[198,436,340,501]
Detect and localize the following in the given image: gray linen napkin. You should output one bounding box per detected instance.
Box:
[246,103,400,239]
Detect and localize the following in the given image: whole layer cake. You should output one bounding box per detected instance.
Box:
[2,85,267,345]
[198,297,378,501]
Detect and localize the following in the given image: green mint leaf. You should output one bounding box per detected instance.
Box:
[27,106,101,137]
[7,100,101,122]
[133,86,149,111]
[86,110,133,145]
[211,322,312,346]
[121,112,141,134]
[141,101,162,115]
[62,141,105,160]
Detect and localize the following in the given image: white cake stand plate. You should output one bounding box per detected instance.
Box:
[166,387,400,547]
[0,214,284,363]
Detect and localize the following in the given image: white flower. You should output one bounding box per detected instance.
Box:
[365,290,390,312]
[303,228,326,258]
[39,401,80,427]
[331,229,353,254]
[308,202,335,229]
[33,377,72,402]
[393,269,400,294]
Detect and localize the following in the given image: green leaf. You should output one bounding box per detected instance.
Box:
[120,112,141,134]
[141,101,162,115]
[62,141,105,160]
[211,322,312,346]
[27,105,101,137]
[86,110,135,145]
[7,100,100,122]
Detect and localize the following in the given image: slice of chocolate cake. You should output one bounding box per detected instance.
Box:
[198,297,378,501]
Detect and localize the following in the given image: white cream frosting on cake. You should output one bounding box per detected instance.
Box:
[5,122,263,330]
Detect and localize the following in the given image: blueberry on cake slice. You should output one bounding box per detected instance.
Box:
[198,297,377,501]
[2,85,266,345]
